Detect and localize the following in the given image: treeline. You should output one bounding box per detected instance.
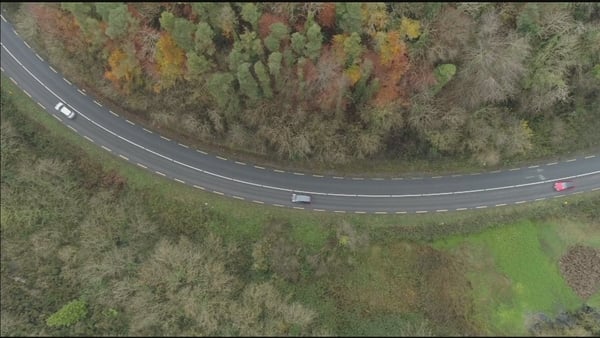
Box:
[12,3,600,165]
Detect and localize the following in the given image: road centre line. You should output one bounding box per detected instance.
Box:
[4,44,599,202]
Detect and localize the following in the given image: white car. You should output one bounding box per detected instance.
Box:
[54,102,76,119]
[291,193,311,204]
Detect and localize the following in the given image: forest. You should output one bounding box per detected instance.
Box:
[7,2,600,168]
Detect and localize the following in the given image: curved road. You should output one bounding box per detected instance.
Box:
[2,15,599,214]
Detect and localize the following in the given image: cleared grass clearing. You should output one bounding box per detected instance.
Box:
[434,220,597,335]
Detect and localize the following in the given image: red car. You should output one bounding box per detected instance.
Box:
[553,180,575,192]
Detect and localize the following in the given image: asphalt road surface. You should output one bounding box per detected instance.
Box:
[2,15,599,214]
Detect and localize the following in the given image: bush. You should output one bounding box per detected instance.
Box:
[46,299,88,328]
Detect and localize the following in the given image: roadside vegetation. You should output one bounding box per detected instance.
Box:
[2,75,599,336]
[2,2,599,175]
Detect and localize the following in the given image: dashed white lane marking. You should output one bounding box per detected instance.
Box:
[584,155,596,159]
[252,200,264,204]
[136,163,147,169]
[293,206,304,210]
[509,168,520,171]
[10,77,17,85]
[193,185,205,190]
[592,187,600,191]
[411,177,423,180]
[352,177,364,180]
[23,41,31,49]
[109,110,119,117]
[77,89,86,95]
[67,125,77,133]
[83,135,94,143]
[254,165,265,170]
[101,145,112,152]
[528,165,539,169]
[155,171,166,176]
[196,149,208,155]
[375,211,388,214]
[160,135,171,141]
[395,211,407,214]
[470,172,481,176]
[293,172,305,176]
[475,205,488,209]
[233,196,245,200]
[274,169,285,173]
[314,209,326,212]
[23,90,31,98]
[12,28,18,35]
[93,100,102,107]
[392,177,404,180]
[212,190,224,195]
[235,161,246,165]
[432,176,442,179]
[52,115,61,122]
[553,195,563,198]
[566,158,577,162]
[63,78,72,85]
[451,174,462,177]
[333,176,344,179]
[140,128,152,134]
[456,208,468,211]
[2,15,7,22]
[272,203,284,207]
[515,200,527,204]
[491,170,502,173]
[334,210,346,213]
[35,53,43,61]
[354,211,366,214]
[178,143,189,149]
[0,66,4,72]
[535,197,546,201]
[216,156,227,161]
[546,162,558,166]
[436,209,448,212]
[126,119,135,125]
[372,178,384,180]
[119,154,129,161]
[49,66,57,73]
[495,203,507,207]
[312,174,324,178]
[416,210,428,213]
[37,102,45,109]
[174,178,185,184]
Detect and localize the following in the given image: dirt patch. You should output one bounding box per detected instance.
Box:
[559,245,600,300]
